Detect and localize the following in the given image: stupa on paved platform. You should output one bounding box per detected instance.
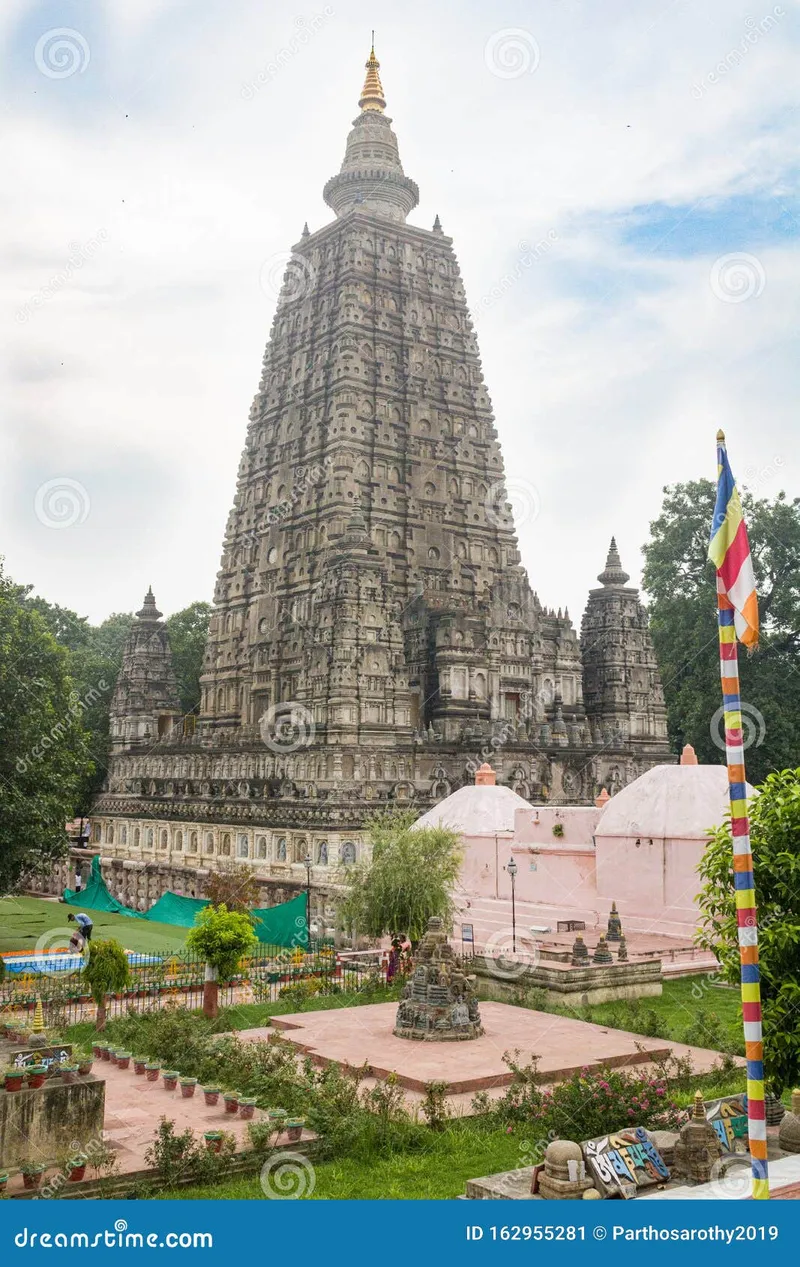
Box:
[394,917,483,1040]
[82,40,671,915]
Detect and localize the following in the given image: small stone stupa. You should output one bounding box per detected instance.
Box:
[606,901,623,942]
[673,1092,722,1183]
[394,917,483,1041]
[571,935,590,967]
[592,935,613,965]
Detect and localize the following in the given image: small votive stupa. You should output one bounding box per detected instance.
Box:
[394,917,483,1041]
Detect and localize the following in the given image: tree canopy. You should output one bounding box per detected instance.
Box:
[642,480,800,784]
[186,904,256,979]
[338,809,463,944]
[166,601,212,715]
[0,563,91,893]
[697,767,800,1093]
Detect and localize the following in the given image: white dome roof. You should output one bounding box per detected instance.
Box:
[596,763,754,840]
[413,783,532,836]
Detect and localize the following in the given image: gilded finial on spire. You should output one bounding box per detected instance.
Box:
[717,429,726,443]
[359,36,386,113]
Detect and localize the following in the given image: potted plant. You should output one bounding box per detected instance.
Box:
[267,1107,287,1130]
[203,1131,223,1153]
[238,1096,256,1120]
[179,1076,197,1099]
[116,1052,131,1071]
[59,1065,78,1085]
[145,1062,161,1082]
[162,1070,179,1091]
[203,1085,220,1107]
[67,1156,87,1183]
[99,1045,111,1061]
[76,1052,94,1076]
[286,1117,304,1142]
[107,1048,119,1066]
[4,1068,25,1093]
[133,1056,147,1076]
[26,1065,47,1089]
[0,1171,8,1193]
[223,1091,239,1115]
[92,1041,104,1059]
[21,1162,45,1191]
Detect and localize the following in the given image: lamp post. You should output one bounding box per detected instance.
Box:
[506,856,518,954]
[303,852,312,950]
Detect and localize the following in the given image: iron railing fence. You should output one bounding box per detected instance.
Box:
[0,942,384,1028]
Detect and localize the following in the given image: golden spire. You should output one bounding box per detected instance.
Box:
[359,33,386,112]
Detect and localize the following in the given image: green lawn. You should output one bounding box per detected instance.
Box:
[0,895,189,955]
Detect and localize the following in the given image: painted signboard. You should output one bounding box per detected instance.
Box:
[705,1095,749,1154]
[582,1126,670,1197]
[12,1047,71,1069]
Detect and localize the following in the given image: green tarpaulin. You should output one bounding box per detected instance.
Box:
[63,857,308,948]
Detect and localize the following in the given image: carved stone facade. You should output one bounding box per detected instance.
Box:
[88,48,671,903]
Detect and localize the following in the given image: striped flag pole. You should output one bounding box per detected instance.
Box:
[713,429,769,1200]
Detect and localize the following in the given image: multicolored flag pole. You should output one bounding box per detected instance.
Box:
[708,429,768,1200]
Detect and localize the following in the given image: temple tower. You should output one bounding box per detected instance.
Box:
[108,589,181,754]
[580,539,669,790]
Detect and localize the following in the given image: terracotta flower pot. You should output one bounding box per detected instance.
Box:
[180,1079,197,1099]
[3,1073,24,1093]
[116,1054,131,1071]
[239,1098,256,1120]
[0,1172,8,1191]
[22,1169,44,1190]
[100,1047,111,1062]
[68,1164,87,1183]
[286,1121,304,1142]
[145,1065,161,1082]
[203,1088,220,1106]
[92,1043,103,1058]
[77,1059,94,1076]
[59,1067,78,1085]
[27,1068,47,1089]
[204,1132,222,1153]
[162,1071,179,1091]
[133,1058,147,1076]
[223,1094,239,1114]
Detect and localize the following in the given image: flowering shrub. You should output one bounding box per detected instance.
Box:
[483,1051,685,1140]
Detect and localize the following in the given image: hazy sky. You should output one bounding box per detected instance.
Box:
[2,0,797,626]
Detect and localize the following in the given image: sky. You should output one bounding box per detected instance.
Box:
[1,0,798,625]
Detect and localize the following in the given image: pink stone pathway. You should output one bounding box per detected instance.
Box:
[242,1001,739,1095]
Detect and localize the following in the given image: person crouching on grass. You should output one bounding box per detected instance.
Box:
[67,912,94,944]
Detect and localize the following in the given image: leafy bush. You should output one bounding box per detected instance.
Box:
[278,978,323,1008]
[186,904,256,981]
[420,1081,450,1131]
[144,1117,236,1190]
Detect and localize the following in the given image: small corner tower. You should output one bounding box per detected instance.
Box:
[108,589,181,753]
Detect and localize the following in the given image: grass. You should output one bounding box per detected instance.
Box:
[0,895,189,955]
[552,976,745,1054]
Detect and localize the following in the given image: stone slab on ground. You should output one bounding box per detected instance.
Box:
[245,1001,737,1095]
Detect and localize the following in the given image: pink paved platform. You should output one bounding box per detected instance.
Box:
[257,1002,733,1095]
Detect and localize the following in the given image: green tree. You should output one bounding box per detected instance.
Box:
[338,810,463,944]
[697,767,800,1093]
[642,480,800,784]
[186,904,256,1018]
[166,602,212,715]
[82,938,131,1031]
[0,564,92,894]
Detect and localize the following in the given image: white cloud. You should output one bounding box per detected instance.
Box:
[1,0,797,624]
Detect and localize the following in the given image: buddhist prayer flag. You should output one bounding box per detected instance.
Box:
[709,430,767,1200]
[709,433,759,649]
